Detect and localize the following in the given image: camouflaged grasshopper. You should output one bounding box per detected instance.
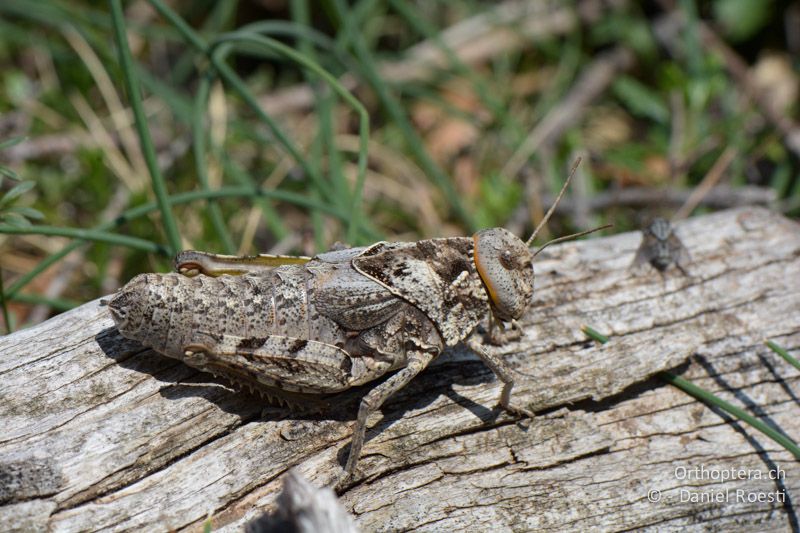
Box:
[107,163,601,478]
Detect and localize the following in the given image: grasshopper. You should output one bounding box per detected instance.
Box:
[107,162,602,478]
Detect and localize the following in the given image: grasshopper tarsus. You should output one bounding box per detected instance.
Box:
[499,382,536,419]
[485,315,523,346]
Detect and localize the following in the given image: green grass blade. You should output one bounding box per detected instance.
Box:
[0,136,26,150]
[1,0,181,41]
[0,181,35,208]
[0,224,167,254]
[582,324,800,459]
[289,0,344,249]
[329,0,475,231]
[581,324,609,343]
[766,340,800,373]
[291,0,328,250]
[0,271,11,334]
[7,243,89,299]
[168,0,239,86]
[193,71,236,254]
[145,0,206,50]
[660,371,800,459]
[136,65,195,124]
[210,43,336,204]
[172,186,379,240]
[0,166,20,181]
[237,20,344,59]
[147,0,337,207]
[219,156,290,241]
[109,0,182,255]
[9,293,80,312]
[210,30,370,244]
[387,0,521,138]
[6,185,382,298]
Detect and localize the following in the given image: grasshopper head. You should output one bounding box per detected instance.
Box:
[470,159,608,324]
[107,274,149,338]
[472,228,534,322]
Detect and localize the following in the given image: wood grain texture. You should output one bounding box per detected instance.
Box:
[1,207,798,532]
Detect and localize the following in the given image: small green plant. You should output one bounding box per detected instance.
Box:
[0,137,43,228]
[1,136,45,333]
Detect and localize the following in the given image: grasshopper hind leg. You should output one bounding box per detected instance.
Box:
[174,250,311,277]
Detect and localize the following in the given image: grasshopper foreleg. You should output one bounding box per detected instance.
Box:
[486,314,522,345]
[344,350,435,477]
[466,337,535,418]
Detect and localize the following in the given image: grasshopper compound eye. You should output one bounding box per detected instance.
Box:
[473,228,534,322]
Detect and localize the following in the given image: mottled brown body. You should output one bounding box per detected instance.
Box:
[110,246,446,395]
[108,231,537,479]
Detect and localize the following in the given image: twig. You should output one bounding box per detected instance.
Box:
[501,46,635,180]
[668,90,686,181]
[508,184,775,229]
[673,146,737,220]
[699,24,800,159]
[259,0,615,116]
[653,8,800,159]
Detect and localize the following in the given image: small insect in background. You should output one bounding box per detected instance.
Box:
[631,217,691,276]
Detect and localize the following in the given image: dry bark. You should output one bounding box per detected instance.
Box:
[1,206,799,532]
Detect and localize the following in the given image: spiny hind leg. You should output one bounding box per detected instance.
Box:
[181,339,332,413]
[182,333,357,393]
[175,250,310,277]
[343,350,435,479]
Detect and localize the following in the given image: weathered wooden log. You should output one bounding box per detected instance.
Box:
[1,206,798,532]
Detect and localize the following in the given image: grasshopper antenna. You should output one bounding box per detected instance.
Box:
[532,224,613,258]
[525,157,581,247]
